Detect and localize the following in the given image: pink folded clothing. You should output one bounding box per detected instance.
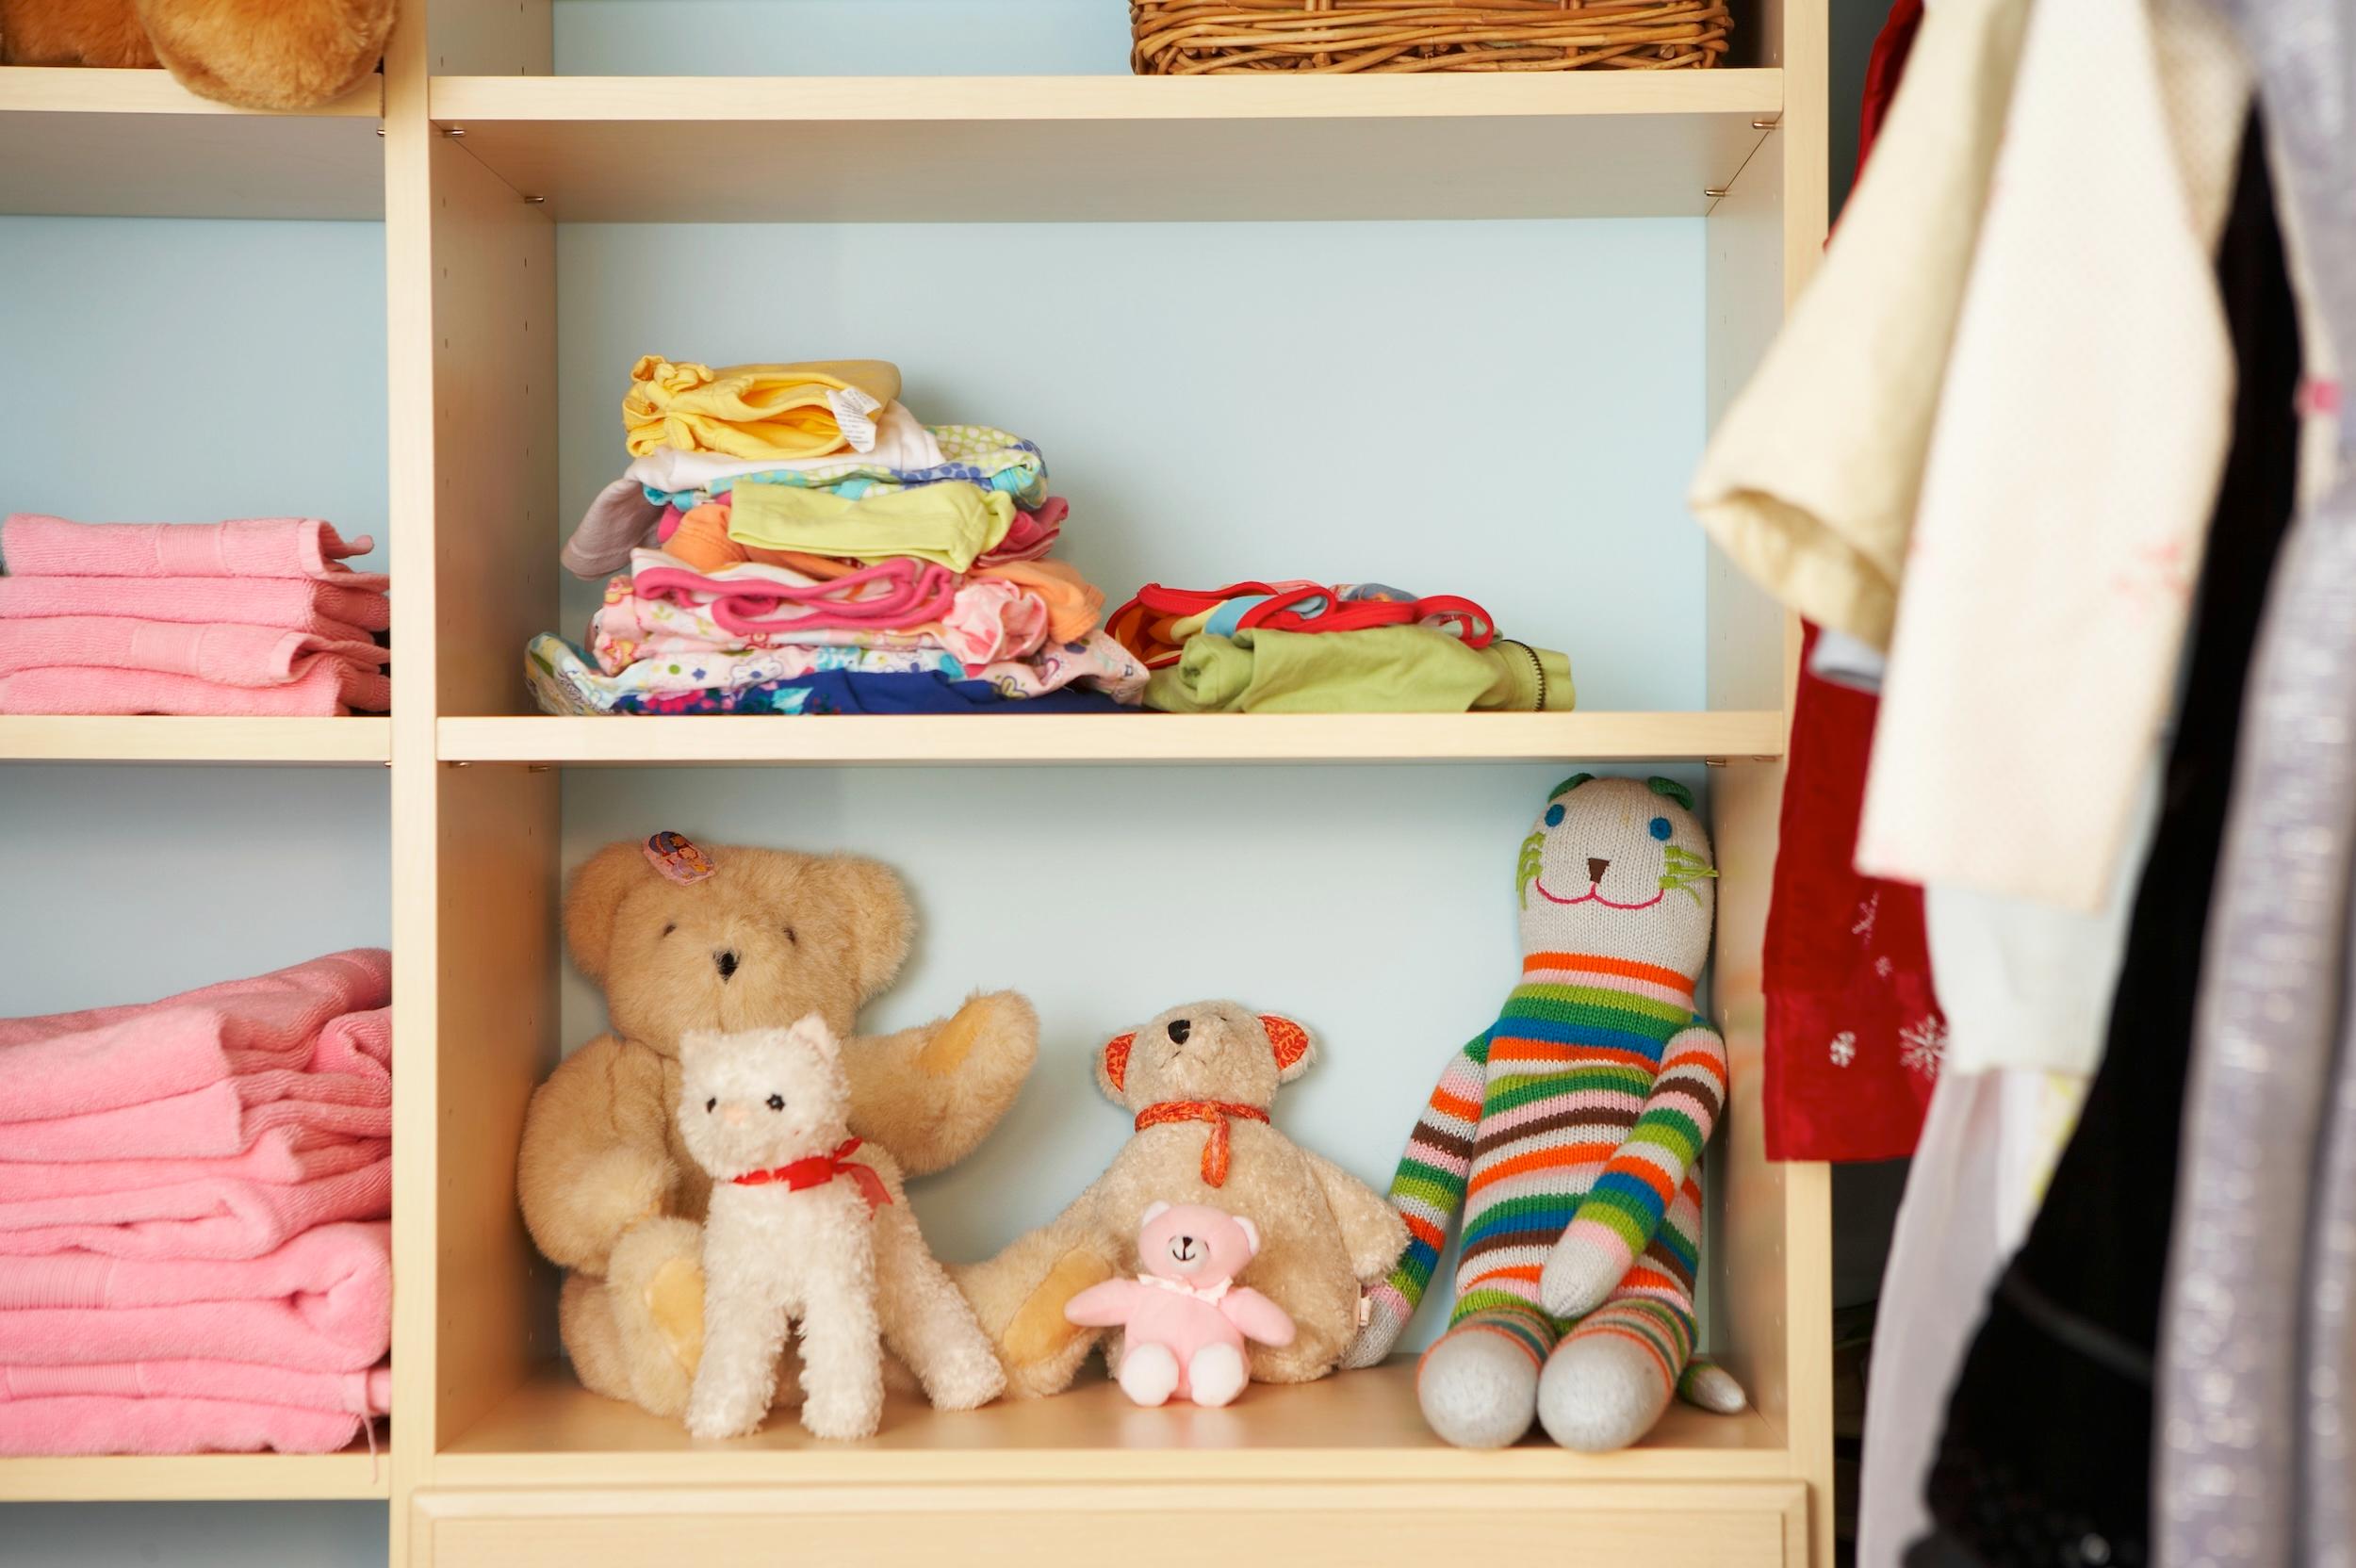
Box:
[0,658,391,715]
[0,1078,387,1164]
[0,1135,384,1202]
[978,495,1065,567]
[1,514,384,585]
[0,1395,376,1455]
[0,952,390,1123]
[0,1222,390,1369]
[0,575,388,636]
[0,1358,390,1417]
[0,617,388,686]
[632,555,961,632]
[0,1153,388,1259]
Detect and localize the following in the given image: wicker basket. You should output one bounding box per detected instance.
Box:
[1131,0,1732,74]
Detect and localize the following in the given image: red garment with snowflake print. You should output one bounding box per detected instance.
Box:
[1763,624,1943,1160]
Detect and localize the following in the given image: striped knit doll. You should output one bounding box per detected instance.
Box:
[1340,774,1745,1450]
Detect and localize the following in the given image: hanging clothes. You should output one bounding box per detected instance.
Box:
[2153,5,2356,1564]
[1854,0,2251,913]
[1687,0,2030,647]
[1907,113,2301,1568]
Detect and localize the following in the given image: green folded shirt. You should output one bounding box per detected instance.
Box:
[1144,626,1574,714]
[727,480,1015,571]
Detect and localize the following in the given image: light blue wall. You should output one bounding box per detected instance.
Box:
[0,218,387,1563]
[554,0,1128,74]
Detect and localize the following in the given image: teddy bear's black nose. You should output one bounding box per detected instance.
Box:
[1167,1017,1191,1045]
[1588,858,1611,885]
[714,949,740,981]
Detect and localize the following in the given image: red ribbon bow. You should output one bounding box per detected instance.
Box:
[731,1135,891,1214]
[1134,1100,1271,1187]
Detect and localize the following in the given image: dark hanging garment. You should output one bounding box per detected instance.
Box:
[1904,112,2304,1568]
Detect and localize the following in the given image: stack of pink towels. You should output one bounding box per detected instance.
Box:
[0,951,393,1456]
[0,514,391,716]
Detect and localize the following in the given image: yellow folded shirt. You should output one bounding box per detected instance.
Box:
[727,482,1016,573]
[623,356,903,461]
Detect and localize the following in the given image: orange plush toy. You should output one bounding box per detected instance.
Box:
[0,0,394,111]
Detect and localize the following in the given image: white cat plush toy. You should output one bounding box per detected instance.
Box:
[676,1016,1000,1440]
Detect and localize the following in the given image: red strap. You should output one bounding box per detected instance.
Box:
[732,1135,892,1214]
[1133,1100,1271,1187]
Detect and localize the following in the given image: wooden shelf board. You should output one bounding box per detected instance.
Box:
[0,1439,388,1502]
[436,710,1782,766]
[0,716,391,765]
[434,1361,1792,1488]
[429,71,1780,221]
[0,67,384,219]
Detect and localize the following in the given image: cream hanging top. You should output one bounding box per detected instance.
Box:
[1686,0,2036,649]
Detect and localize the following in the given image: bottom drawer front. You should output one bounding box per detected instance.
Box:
[414,1480,1801,1568]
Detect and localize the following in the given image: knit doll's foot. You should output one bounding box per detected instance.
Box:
[1117,1343,1181,1407]
[1416,1330,1540,1448]
[1187,1344,1249,1407]
[1537,1332,1672,1452]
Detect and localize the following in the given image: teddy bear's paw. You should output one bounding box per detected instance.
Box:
[1187,1344,1249,1408]
[1537,1333,1673,1452]
[1417,1330,1540,1449]
[646,1255,707,1375]
[919,989,1039,1078]
[1117,1343,1181,1408]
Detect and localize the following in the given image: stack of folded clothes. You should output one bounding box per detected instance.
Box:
[0,514,391,716]
[537,355,1144,715]
[1109,580,1576,714]
[0,951,392,1456]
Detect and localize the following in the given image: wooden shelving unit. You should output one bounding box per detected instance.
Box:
[0,66,384,218]
[0,716,391,765]
[0,1445,389,1503]
[0,3,1833,1563]
[436,710,1786,766]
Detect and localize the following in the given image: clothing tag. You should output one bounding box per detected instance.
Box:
[643,830,716,884]
[826,386,883,454]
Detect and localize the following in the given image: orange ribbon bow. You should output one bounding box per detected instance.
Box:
[731,1135,892,1214]
[1134,1100,1271,1188]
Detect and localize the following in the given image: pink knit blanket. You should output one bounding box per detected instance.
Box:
[0,1221,390,1369]
[0,1155,389,1259]
[0,576,388,636]
[0,1359,389,1416]
[0,618,387,686]
[0,1396,380,1456]
[0,660,391,716]
[0,952,389,1123]
[0,1135,384,1202]
[0,514,384,584]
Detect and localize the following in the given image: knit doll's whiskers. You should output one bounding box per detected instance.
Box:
[1659,845,1720,906]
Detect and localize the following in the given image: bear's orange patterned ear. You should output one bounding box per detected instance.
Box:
[1261,1014,1315,1083]
[1095,1031,1137,1102]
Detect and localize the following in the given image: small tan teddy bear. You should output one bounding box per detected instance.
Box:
[956,1001,1408,1398]
[517,835,1034,1421]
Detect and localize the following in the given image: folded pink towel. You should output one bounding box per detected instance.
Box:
[0,1396,377,1456]
[0,954,389,1123]
[0,1221,390,1369]
[1,514,384,584]
[0,617,388,686]
[0,659,391,715]
[0,1135,384,1202]
[0,576,388,636]
[0,1079,387,1164]
[0,1358,390,1416]
[0,1154,388,1259]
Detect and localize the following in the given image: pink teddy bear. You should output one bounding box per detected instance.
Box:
[1064,1200,1298,1408]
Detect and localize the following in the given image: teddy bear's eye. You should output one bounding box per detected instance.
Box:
[783,925,797,946]
[662,923,677,938]
[766,1093,785,1111]
[703,1097,716,1113]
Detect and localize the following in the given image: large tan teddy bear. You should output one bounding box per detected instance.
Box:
[956,1000,1407,1398]
[517,834,1039,1421]
[0,0,395,111]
